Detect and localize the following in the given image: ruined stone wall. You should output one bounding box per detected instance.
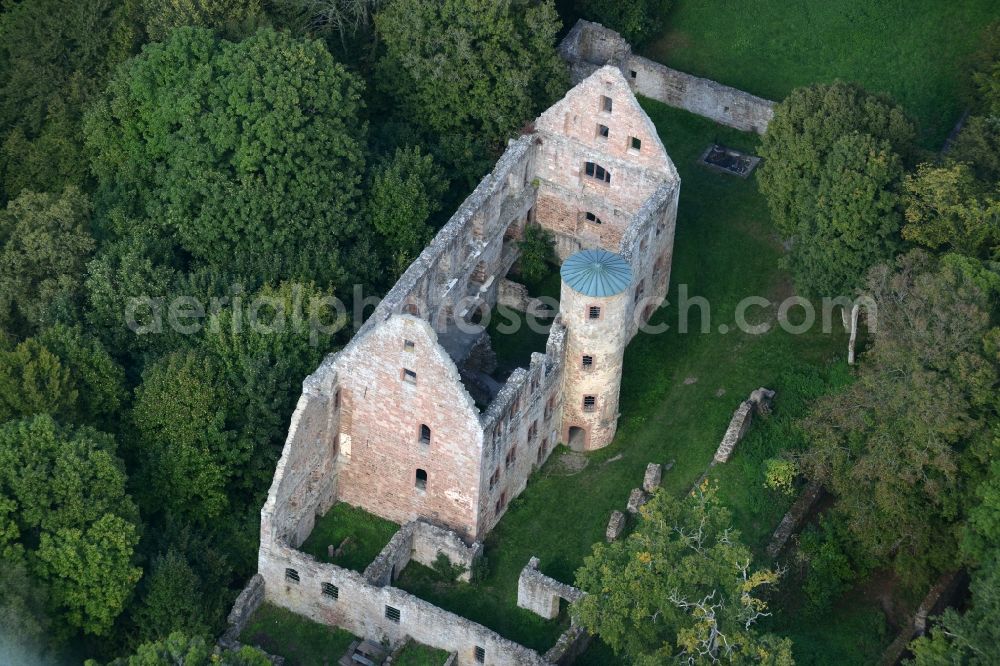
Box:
[560,20,775,135]
[478,323,566,535]
[629,58,774,134]
[260,365,341,549]
[362,520,482,586]
[258,540,550,666]
[355,137,537,340]
[335,316,484,539]
[619,179,680,338]
[516,557,585,620]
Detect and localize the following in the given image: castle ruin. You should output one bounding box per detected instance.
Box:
[253,63,680,663]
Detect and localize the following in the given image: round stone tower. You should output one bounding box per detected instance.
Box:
[558,248,633,451]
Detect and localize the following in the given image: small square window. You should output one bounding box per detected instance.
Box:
[582,355,593,368]
[601,95,613,113]
[385,605,401,623]
[597,123,609,138]
[475,646,486,663]
[402,368,417,384]
[285,568,300,583]
[583,395,596,412]
[403,339,415,351]
[322,582,339,599]
[630,136,642,151]
[588,306,601,320]
[630,70,637,79]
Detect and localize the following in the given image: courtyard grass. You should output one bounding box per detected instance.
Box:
[642,0,998,148]
[298,502,399,573]
[393,642,452,666]
[395,101,893,662]
[239,603,356,666]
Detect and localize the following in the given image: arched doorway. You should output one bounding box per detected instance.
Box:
[568,426,586,451]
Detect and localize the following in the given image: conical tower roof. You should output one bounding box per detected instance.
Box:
[560,249,633,297]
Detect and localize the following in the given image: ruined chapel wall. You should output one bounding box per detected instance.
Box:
[560,21,775,135]
[352,137,536,341]
[260,362,341,549]
[334,316,484,539]
[260,541,549,666]
[618,179,680,338]
[628,57,774,135]
[477,323,566,535]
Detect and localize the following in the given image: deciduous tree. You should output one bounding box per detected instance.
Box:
[86,27,366,285]
[0,415,140,637]
[367,146,448,280]
[374,0,567,183]
[902,162,1000,260]
[574,483,791,664]
[0,187,95,335]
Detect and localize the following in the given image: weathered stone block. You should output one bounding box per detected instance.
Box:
[642,463,662,492]
[626,488,648,514]
[606,510,626,541]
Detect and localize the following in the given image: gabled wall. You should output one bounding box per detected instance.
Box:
[335,316,484,539]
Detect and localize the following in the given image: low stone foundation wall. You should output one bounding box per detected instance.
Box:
[498,279,555,316]
[544,624,591,665]
[766,482,824,558]
[713,388,774,463]
[220,574,265,647]
[560,20,775,134]
[517,557,585,620]
[260,540,549,666]
[365,520,484,586]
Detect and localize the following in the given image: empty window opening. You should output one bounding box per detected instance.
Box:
[582,355,594,369]
[584,161,611,184]
[415,468,427,490]
[505,445,517,469]
[285,568,300,583]
[597,123,609,138]
[419,424,431,445]
[584,211,603,225]
[475,646,486,663]
[528,421,538,441]
[402,368,417,384]
[630,136,642,151]
[601,95,613,113]
[588,305,601,319]
[322,582,339,599]
[334,388,341,410]
[630,70,637,79]
[385,605,401,623]
[495,492,507,514]
[583,395,597,412]
[403,339,415,351]
[538,437,548,463]
[489,466,500,490]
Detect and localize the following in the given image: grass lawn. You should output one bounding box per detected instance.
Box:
[395,100,890,662]
[298,502,399,572]
[394,642,452,666]
[240,603,356,666]
[643,0,997,147]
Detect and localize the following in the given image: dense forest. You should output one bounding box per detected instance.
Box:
[0,0,997,664]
